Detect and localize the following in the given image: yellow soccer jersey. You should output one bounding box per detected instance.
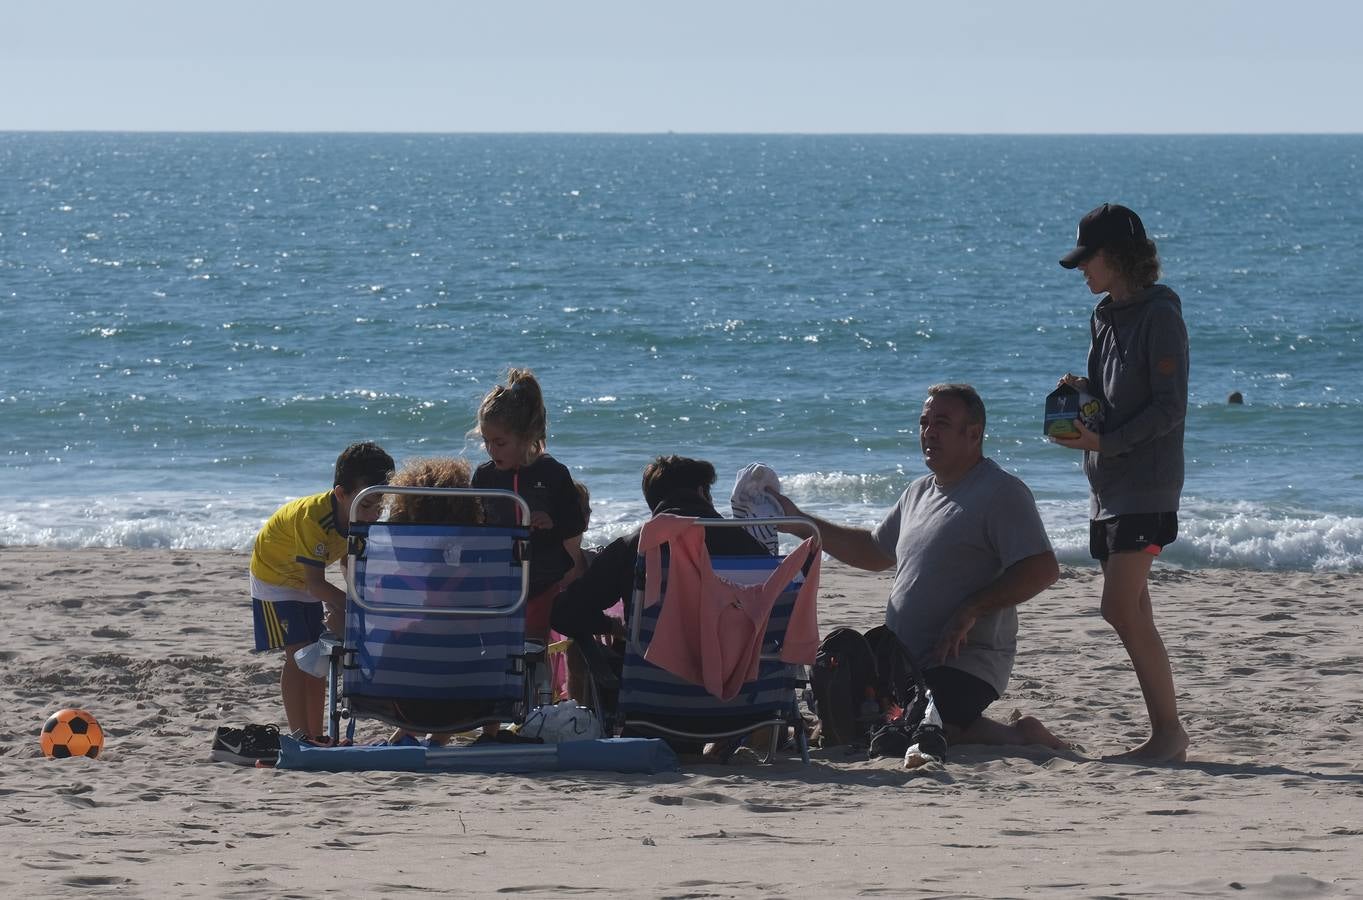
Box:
[249,491,348,592]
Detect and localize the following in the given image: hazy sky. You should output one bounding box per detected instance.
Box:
[3,1,1360,133]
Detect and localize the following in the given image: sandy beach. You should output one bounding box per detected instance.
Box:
[2,545,1361,898]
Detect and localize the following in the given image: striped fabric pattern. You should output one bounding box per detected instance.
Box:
[259,600,285,647]
[620,554,802,719]
[343,522,529,701]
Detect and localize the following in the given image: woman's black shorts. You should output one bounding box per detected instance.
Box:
[1089,512,1178,561]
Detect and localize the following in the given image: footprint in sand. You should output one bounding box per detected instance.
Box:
[107,601,146,616]
[315,838,376,852]
[494,883,602,895]
[59,794,100,809]
[61,876,133,887]
[687,829,827,845]
[649,791,740,807]
[91,626,132,639]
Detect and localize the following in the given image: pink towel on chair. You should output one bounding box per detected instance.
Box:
[639,515,821,701]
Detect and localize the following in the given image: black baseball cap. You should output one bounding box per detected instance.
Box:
[1059,203,1147,269]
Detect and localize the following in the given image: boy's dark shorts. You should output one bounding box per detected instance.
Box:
[253,597,325,651]
[922,666,999,728]
[1089,512,1179,561]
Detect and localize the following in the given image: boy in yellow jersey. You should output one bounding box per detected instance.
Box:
[249,442,394,739]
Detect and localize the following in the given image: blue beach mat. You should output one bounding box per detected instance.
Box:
[275,735,679,774]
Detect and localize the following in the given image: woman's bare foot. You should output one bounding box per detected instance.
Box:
[1105,727,1189,763]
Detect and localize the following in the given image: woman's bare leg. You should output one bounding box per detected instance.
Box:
[1100,553,1188,762]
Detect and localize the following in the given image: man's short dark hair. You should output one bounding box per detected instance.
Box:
[926,383,987,433]
[641,455,717,512]
[334,442,394,492]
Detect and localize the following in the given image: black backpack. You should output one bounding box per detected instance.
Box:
[806,621,937,758]
[863,625,946,761]
[810,625,926,748]
[864,625,922,713]
[808,627,881,748]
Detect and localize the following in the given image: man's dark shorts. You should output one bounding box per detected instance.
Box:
[922,666,999,728]
[1089,512,1178,561]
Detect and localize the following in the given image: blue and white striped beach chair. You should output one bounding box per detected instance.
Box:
[615,517,819,764]
[325,486,538,741]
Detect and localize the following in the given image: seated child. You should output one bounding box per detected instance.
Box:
[382,456,492,745]
[386,457,484,526]
[250,441,394,740]
[567,480,597,574]
[552,456,773,757]
[563,479,609,702]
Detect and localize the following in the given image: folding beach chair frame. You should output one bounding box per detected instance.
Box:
[617,516,820,765]
[324,486,537,741]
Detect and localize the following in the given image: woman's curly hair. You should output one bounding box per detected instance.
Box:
[1104,237,1162,290]
[386,457,483,525]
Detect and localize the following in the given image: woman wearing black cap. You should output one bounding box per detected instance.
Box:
[1053,203,1190,763]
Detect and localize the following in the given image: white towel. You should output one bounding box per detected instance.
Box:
[730,463,783,554]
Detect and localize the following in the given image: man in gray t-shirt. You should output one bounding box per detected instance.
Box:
[775,384,1066,749]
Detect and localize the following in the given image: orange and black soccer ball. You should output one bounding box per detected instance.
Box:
[40,708,104,759]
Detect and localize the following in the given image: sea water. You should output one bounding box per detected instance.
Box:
[2,133,1360,570]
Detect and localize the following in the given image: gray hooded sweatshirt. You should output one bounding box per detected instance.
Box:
[1084,283,1188,519]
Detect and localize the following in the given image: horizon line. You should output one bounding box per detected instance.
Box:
[3,128,1362,138]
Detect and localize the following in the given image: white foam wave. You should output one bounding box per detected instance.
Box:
[781,470,906,504]
[0,494,267,553]
[780,493,1363,572]
[1039,499,1363,572]
[3,492,1360,573]
[1167,503,1363,571]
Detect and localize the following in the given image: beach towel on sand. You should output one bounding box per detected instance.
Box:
[275,735,679,774]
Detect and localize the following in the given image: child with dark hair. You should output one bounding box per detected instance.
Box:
[552,455,769,653]
[560,480,602,701]
[471,368,586,644]
[247,441,393,740]
[560,479,598,586]
[551,455,773,756]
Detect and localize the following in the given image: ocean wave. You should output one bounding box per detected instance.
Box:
[781,470,907,505]
[0,495,265,554]
[1043,501,1363,572]
[4,492,1359,572]
[1166,504,1363,571]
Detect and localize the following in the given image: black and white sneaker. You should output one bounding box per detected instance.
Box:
[210,724,281,766]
